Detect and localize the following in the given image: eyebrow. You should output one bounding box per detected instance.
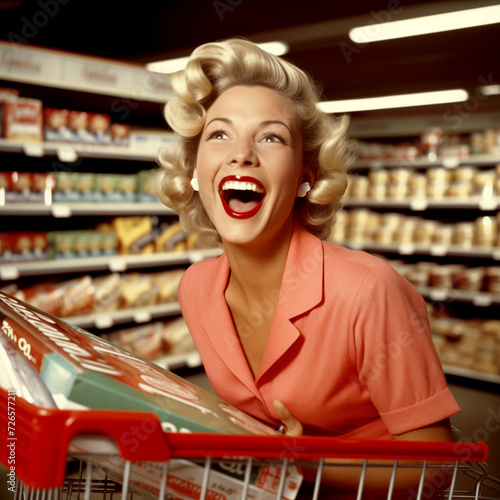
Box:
[205,118,293,134]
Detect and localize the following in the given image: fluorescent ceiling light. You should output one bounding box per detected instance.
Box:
[480,84,500,96]
[317,89,469,113]
[349,5,500,44]
[255,41,289,56]
[147,41,289,74]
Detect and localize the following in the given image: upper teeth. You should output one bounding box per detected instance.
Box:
[222,180,264,193]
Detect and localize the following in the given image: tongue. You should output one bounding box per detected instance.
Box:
[229,198,259,213]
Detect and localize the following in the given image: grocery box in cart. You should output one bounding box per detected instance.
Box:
[0,290,302,499]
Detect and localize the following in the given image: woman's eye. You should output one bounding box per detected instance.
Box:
[261,133,286,143]
[207,129,229,140]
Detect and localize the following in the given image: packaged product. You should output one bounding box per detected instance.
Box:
[155,268,185,303]
[44,108,73,142]
[3,170,54,204]
[86,113,111,144]
[70,451,302,500]
[136,169,160,202]
[0,97,43,141]
[162,316,196,355]
[120,272,160,309]
[113,216,159,254]
[0,232,47,262]
[92,273,122,312]
[109,123,130,145]
[68,110,91,143]
[30,172,55,202]
[53,171,80,202]
[74,172,96,201]
[115,174,137,202]
[0,290,302,499]
[155,222,191,252]
[19,276,94,318]
[104,322,165,360]
[0,290,280,434]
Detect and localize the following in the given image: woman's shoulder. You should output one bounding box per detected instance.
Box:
[321,240,413,293]
[179,252,228,298]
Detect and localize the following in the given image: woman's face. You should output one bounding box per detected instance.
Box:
[195,85,306,249]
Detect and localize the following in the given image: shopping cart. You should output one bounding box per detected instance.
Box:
[1,385,499,500]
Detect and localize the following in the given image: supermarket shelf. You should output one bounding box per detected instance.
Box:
[417,286,500,307]
[63,302,182,330]
[0,248,222,280]
[443,364,500,385]
[354,154,500,170]
[340,240,500,260]
[344,196,500,211]
[0,201,175,217]
[0,41,174,103]
[0,138,168,162]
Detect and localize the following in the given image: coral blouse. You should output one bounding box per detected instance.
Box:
[178,224,460,438]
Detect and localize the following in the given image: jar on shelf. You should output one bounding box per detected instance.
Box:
[453,222,475,249]
[484,267,500,293]
[453,266,485,291]
[414,219,437,245]
[474,215,497,248]
[474,171,496,197]
[367,183,386,200]
[432,224,454,246]
[346,175,368,199]
[426,182,448,199]
[447,181,473,198]
[453,165,476,183]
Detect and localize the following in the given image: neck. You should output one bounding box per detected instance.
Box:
[223,219,295,304]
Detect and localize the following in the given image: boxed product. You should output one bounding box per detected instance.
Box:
[69,449,302,500]
[86,112,111,144]
[109,122,130,146]
[0,232,48,262]
[136,169,159,202]
[44,108,73,142]
[0,290,280,434]
[0,97,43,141]
[0,291,302,499]
[53,171,80,202]
[94,173,136,202]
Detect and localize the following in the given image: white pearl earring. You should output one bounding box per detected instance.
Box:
[296,182,311,198]
[190,178,199,192]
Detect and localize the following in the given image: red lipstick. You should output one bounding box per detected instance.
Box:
[219,175,266,220]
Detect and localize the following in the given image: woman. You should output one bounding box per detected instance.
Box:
[157,38,460,495]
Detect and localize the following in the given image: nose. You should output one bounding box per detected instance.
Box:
[227,138,258,167]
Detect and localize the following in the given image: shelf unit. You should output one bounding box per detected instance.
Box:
[343,153,500,384]
[0,42,206,371]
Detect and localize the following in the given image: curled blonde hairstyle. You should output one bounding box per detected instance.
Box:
[156,38,355,247]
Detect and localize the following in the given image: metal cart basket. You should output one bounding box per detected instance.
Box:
[1,386,499,500]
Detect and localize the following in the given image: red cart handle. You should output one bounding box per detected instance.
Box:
[0,386,489,490]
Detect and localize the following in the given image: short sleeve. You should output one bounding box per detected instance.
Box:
[352,262,460,435]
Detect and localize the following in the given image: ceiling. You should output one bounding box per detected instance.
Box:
[0,0,499,137]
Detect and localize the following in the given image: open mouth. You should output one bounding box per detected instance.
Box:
[219,175,266,219]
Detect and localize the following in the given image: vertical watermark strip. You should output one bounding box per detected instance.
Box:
[6,389,16,494]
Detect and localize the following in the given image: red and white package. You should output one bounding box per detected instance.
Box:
[0,98,43,141]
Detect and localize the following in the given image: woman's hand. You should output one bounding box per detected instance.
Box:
[272,400,303,437]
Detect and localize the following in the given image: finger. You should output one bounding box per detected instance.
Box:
[272,400,303,437]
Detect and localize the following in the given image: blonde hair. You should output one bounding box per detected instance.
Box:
[156,38,355,247]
